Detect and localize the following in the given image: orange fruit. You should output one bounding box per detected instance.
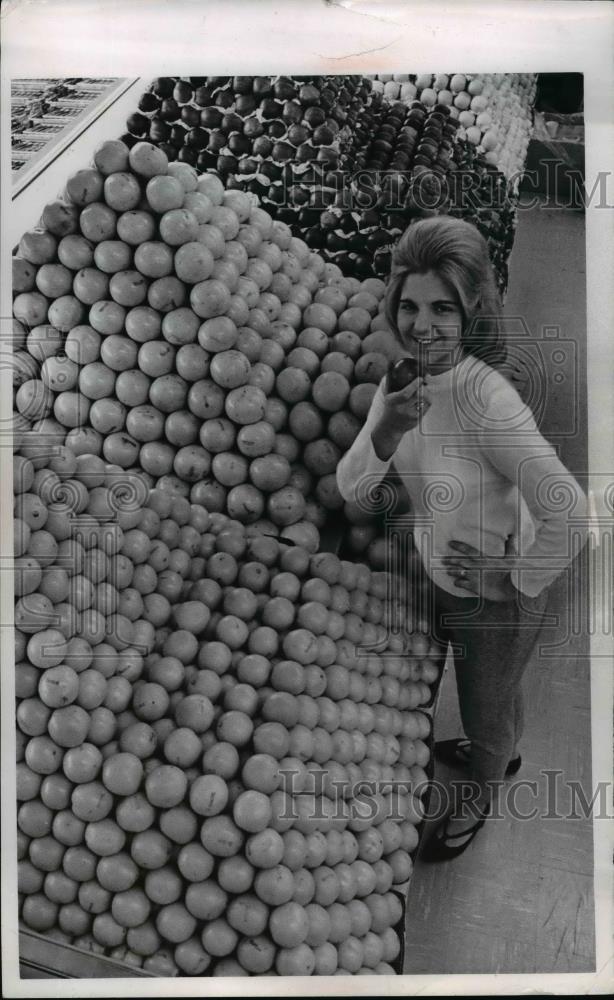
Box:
[200,815,244,858]
[252,721,290,760]
[189,774,229,817]
[61,742,103,784]
[200,919,238,958]
[226,893,269,937]
[155,902,197,944]
[236,934,275,974]
[176,843,214,883]
[245,828,285,870]
[233,790,272,833]
[216,710,253,747]
[269,900,309,947]
[174,694,214,733]
[174,939,211,976]
[144,764,188,808]
[217,855,255,896]
[236,653,270,686]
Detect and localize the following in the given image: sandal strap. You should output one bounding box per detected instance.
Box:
[438,805,490,842]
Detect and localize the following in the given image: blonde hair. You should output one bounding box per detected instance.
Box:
[384,216,506,366]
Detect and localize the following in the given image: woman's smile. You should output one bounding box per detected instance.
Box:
[397,270,464,373]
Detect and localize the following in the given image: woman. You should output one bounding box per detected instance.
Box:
[336,216,587,861]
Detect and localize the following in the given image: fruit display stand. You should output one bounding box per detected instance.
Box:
[118,75,535,294]
[10,70,532,979]
[19,929,154,978]
[11,121,443,976]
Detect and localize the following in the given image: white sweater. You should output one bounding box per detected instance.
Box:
[337,354,587,598]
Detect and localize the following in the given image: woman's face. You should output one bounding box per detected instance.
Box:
[396,270,464,374]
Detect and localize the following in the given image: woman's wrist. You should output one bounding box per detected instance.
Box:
[371,424,402,461]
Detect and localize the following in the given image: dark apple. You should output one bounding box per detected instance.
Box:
[197,150,217,171]
[258,159,281,181]
[274,77,297,101]
[158,142,177,161]
[243,118,264,139]
[236,94,257,116]
[272,141,294,162]
[139,93,160,113]
[186,127,209,149]
[287,124,310,147]
[228,134,251,156]
[152,78,174,98]
[253,136,274,158]
[216,154,238,176]
[200,107,224,129]
[233,77,254,95]
[260,99,283,120]
[160,99,180,122]
[177,146,198,166]
[253,77,274,98]
[387,357,420,392]
[222,112,244,134]
[237,156,260,175]
[317,148,338,166]
[194,85,214,107]
[299,84,320,106]
[214,90,234,109]
[304,106,326,128]
[267,120,286,139]
[207,130,227,154]
[173,81,193,105]
[312,125,335,147]
[127,112,150,136]
[181,105,201,128]
[169,124,188,148]
[282,100,303,125]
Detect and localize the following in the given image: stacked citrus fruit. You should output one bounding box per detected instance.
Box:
[16,470,439,974]
[12,136,445,975]
[12,138,403,535]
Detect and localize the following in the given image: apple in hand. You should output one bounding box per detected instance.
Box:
[386,357,420,393]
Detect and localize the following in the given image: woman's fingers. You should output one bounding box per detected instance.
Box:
[384,378,423,404]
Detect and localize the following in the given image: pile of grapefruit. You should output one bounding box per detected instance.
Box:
[11,136,447,976]
[13,137,403,545]
[16,465,440,974]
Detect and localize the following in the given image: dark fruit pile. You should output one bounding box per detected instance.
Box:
[123,77,518,293]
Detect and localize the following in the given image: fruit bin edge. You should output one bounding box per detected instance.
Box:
[19,928,155,979]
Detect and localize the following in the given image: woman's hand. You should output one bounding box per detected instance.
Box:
[442,539,519,601]
[371,379,431,461]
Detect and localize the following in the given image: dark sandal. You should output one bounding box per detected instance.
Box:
[421,801,491,862]
[434,738,522,777]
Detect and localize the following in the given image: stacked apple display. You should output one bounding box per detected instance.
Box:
[372,73,537,182]
[13,139,444,976]
[123,75,528,293]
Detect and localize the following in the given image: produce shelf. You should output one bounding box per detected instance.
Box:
[11,79,138,196]
[19,930,154,979]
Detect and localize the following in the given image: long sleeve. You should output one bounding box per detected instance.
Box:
[336,377,394,506]
[479,386,587,597]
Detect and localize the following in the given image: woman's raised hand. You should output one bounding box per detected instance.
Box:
[371,378,431,461]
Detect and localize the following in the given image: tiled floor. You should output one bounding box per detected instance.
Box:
[403,197,595,975]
